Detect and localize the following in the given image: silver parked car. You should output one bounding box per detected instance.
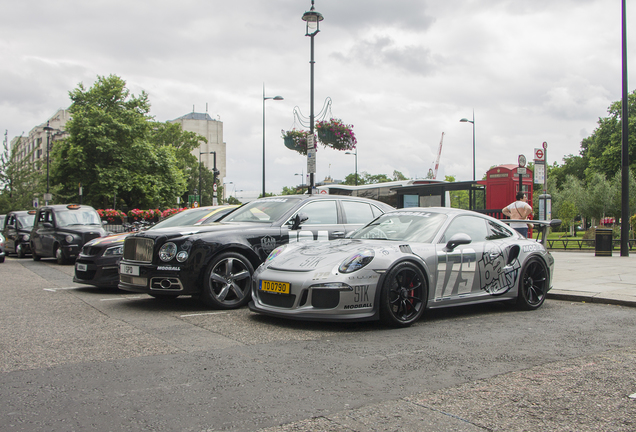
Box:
[250,207,561,327]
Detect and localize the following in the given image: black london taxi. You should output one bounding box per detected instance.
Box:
[30,204,108,264]
[118,194,394,309]
[2,210,36,258]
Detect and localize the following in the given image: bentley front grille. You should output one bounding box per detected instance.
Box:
[123,237,154,263]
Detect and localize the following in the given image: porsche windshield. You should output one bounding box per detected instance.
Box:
[222,198,299,224]
[351,211,447,243]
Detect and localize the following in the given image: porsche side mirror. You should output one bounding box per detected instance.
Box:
[290,212,309,230]
[444,233,472,252]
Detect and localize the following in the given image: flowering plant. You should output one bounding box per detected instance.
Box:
[281,129,316,156]
[162,207,187,218]
[97,209,126,222]
[315,118,356,151]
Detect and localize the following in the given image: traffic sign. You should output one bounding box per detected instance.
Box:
[518,154,526,167]
[534,148,544,162]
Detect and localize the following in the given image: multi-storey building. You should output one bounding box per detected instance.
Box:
[169,112,226,182]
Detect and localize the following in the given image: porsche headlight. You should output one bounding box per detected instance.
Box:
[266,245,287,262]
[159,242,178,262]
[338,249,375,273]
[104,245,123,256]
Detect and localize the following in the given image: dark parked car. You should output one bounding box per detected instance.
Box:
[2,210,36,258]
[0,232,5,263]
[31,204,108,264]
[74,205,237,289]
[119,195,394,308]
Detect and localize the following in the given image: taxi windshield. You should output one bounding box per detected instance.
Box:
[222,198,299,224]
[351,211,447,243]
[17,214,35,229]
[55,209,102,227]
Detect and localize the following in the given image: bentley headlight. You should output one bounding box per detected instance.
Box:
[104,245,124,256]
[159,242,178,262]
[176,251,189,262]
[338,249,375,273]
[266,245,287,262]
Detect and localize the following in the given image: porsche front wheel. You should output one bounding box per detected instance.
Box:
[379,262,427,327]
[201,252,254,309]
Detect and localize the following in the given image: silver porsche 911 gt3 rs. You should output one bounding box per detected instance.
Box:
[249,207,561,327]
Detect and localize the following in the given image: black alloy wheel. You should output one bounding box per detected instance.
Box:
[379,261,427,327]
[516,257,548,310]
[201,252,254,309]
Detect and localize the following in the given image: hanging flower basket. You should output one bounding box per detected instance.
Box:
[315,118,357,151]
[281,129,316,156]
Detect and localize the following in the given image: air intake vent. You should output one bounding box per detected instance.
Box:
[399,244,412,254]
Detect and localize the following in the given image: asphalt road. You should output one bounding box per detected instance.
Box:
[1,257,635,431]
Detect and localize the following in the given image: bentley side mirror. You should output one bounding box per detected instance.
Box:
[290,212,309,230]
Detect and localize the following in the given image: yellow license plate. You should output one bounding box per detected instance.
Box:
[260,280,291,295]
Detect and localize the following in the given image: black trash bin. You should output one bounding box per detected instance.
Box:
[595,227,613,256]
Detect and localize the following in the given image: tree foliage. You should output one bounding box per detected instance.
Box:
[50,75,203,209]
[0,133,44,213]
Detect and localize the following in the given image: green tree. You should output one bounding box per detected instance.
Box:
[51,75,193,209]
[582,90,636,179]
[0,133,43,212]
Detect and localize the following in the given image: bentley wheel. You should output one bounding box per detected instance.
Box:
[379,261,427,327]
[55,246,68,265]
[516,257,548,310]
[16,243,25,259]
[201,252,254,309]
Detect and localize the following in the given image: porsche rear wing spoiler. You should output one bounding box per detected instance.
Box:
[503,219,562,245]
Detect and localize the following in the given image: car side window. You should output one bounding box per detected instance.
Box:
[371,205,385,218]
[487,220,514,239]
[341,201,374,224]
[296,200,338,225]
[440,215,489,243]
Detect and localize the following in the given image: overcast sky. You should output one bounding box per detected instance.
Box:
[1,0,632,200]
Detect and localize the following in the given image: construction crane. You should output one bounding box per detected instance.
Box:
[428,132,444,179]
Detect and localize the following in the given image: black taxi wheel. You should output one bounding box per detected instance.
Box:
[16,243,26,259]
[55,246,68,265]
[201,252,254,309]
[379,261,427,328]
[31,243,41,261]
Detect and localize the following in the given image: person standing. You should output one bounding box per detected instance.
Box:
[502,192,533,237]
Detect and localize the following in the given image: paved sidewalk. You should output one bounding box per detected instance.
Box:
[548,250,636,307]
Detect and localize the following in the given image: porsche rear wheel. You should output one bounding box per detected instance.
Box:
[516,257,548,310]
[201,252,254,309]
[379,261,427,327]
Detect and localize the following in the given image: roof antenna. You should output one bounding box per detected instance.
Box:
[192,105,195,113]
[206,103,208,113]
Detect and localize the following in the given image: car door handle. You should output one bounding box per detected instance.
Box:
[332,231,345,238]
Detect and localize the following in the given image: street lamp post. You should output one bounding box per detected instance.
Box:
[345,150,358,186]
[295,171,305,194]
[459,111,475,182]
[262,85,284,198]
[43,122,54,205]
[460,111,476,210]
[302,0,323,195]
[199,150,218,206]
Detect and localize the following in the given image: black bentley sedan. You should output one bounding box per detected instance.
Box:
[118,195,393,309]
[2,210,36,258]
[31,204,108,264]
[74,205,237,289]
